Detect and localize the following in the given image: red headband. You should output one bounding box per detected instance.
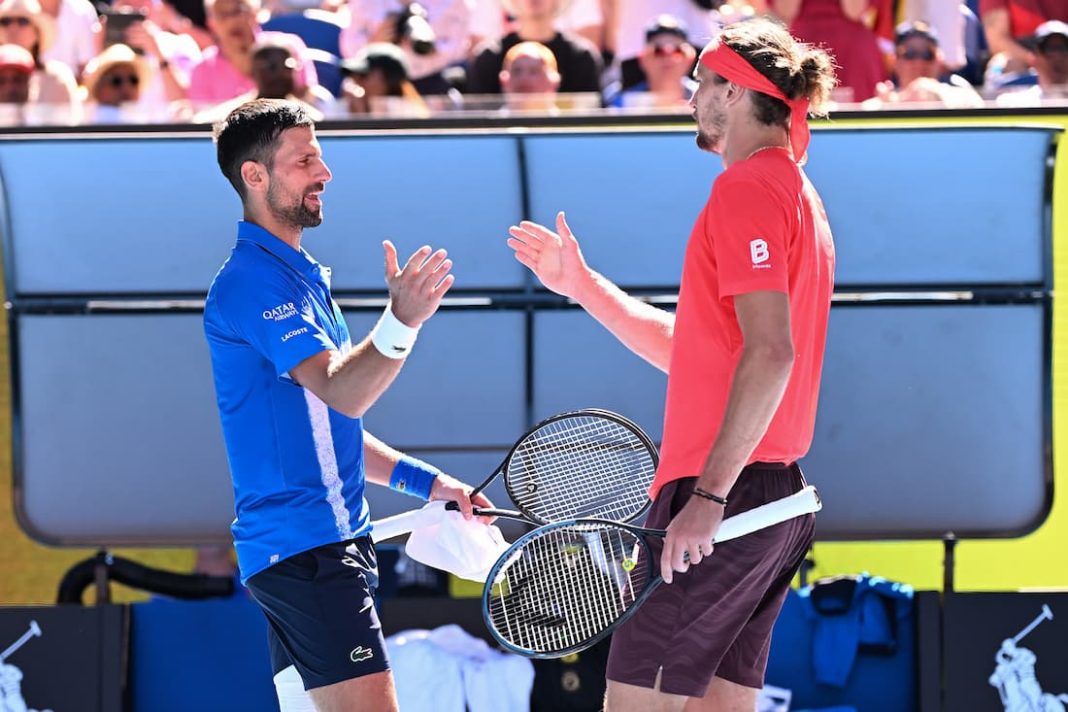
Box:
[700,40,810,162]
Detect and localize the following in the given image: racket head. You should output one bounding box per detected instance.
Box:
[482,518,658,658]
[501,409,659,525]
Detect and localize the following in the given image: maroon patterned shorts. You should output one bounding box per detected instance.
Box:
[605,463,815,696]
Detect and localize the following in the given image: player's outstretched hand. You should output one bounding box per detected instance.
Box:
[507,212,591,300]
[383,241,454,327]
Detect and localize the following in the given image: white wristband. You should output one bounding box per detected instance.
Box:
[370,306,419,359]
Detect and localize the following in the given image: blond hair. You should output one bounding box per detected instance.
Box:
[503,41,559,74]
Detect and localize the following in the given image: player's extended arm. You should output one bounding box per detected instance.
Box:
[291,242,453,418]
[290,343,405,420]
[362,430,493,518]
[508,212,675,373]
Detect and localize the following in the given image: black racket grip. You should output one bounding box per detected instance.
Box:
[444,500,485,514]
[443,501,521,520]
[443,500,492,515]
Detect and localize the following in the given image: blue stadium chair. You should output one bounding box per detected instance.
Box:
[262,9,343,56]
[308,49,344,97]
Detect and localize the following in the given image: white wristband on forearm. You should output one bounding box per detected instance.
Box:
[370,306,419,359]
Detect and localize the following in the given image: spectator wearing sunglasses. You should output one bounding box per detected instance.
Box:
[605,15,697,109]
[895,0,969,73]
[80,42,168,122]
[613,0,724,91]
[0,0,78,121]
[105,0,203,108]
[863,21,981,109]
[998,20,1068,105]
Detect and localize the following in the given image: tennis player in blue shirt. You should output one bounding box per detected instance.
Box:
[204,98,491,711]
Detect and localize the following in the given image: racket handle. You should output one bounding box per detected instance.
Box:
[715,486,822,544]
[444,501,521,520]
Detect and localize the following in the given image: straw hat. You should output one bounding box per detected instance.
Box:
[81,44,151,99]
[0,0,54,56]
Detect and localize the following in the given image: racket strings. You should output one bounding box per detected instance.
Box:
[507,416,656,523]
[487,524,649,654]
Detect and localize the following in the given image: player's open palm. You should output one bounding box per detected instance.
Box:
[383,241,454,327]
[507,212,590,299]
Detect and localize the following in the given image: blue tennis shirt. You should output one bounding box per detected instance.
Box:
[204,221,371,581]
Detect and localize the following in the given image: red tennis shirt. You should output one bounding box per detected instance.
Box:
[651,147,836,499]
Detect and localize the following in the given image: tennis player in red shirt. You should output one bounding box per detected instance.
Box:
[507,18,837,712]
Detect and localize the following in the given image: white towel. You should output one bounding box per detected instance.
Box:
[404,505,511,583]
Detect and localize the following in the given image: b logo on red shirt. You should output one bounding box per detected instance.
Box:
[750,238,770,267]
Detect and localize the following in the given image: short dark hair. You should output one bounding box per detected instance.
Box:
[212,99,315,200]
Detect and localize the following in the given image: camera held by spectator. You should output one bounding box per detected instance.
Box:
[391,1,436,56]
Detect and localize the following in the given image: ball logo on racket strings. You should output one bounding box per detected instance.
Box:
[482,487,822,658]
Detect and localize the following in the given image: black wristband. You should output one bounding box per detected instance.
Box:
[692,487,727,506]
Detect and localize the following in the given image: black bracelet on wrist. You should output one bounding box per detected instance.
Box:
[692,487,728,506]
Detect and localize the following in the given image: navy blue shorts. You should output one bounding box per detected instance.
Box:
[245,536,390,690]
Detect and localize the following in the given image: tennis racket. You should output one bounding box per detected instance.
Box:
[446,408,659,520]
[482,485,822,658]
[369,408,658,540]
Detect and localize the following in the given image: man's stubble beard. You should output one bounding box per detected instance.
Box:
[267,182,323,229]
[695,125,725,154]
[695,106,726,154]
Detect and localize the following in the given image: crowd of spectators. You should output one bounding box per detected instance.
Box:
[0,0,1062,125]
